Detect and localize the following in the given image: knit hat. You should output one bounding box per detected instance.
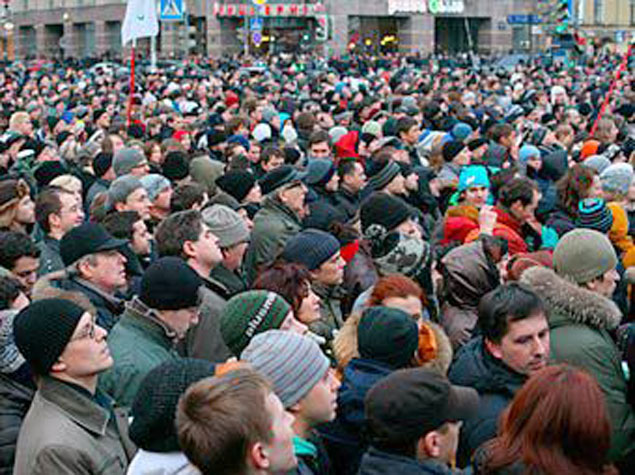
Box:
[140,174,171,202]
[366,160,401,191]
[358,306,419,369]
[600,163,634,197]
[553,229,618,284]
[519,145,541,164]
[201,204,250,248]
[107,175,143,207]
[139,257,202,310]
[220,290,292,356]
[452,122,472,142]
[458,165,490,193]
[372,232,430,278]
[129,359,216,452]
[467,138,488,151]
[0,309,25,374]
[576,198,614,234]
[93,108,107,123]
[93,152,113,178]
[13,299,86,375]
[581,139,601,159]
[361,192,412,235]
[582,155,611,175]
[190,156,225,196]
[304,159,336,188]
[260,164,307,195]
[328,126,348,145]
[361,120,382,139]
[442,140,466,162]
[113,148,146,177]
[216,170,257,203]
[242,330,330,408]
[60,222,128,266]
[162,151,189,181]
[281,229,340,271]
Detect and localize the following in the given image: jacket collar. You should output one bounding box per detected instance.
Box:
[38,375,112,436]
[263,195,302,224]
[520,266,622,331]
[123,297,178,345]
[71,275,124,313]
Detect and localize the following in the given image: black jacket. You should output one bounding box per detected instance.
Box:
[0,373,34,475]
[358,446,459,475]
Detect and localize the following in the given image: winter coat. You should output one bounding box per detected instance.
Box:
[126,450,198,475]
[448,337,526,468]
[341,244,377,316]
[209,263,247,297]
[334,186,362,222]
[35,235,65,277]
[357,446,459,475]
[440,241,500,349]
[310,283,345,343]
[545,206,576,238]
[0,373,33,475]
[13,376,133,475]
[244,195,302,284]
[319,358,393,475]
[86,177,110,209]
[98,297,181,408]
[521,266,635,462]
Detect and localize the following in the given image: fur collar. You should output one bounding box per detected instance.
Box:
[520,266,622,331]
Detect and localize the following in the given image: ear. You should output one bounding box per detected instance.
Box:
[114,202,125,212]
[484,337,503,361]
[50,358,67,374]
[422,431,441,458]
[182,240,197,260]
[249,441,270,471]
[49,213,61,230]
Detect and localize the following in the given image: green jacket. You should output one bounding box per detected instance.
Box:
[98,298,180,408]
[13,376,133,475]
[310,283,345,343]
[244,195,302,285]
[522,266,635,462]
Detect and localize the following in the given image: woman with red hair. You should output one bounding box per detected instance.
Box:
[476,364,617,475]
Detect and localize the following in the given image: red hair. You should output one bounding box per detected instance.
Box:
[482,364,616,475]
[368,274,427,309]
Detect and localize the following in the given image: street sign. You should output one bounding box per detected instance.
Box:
[250,17,263,31]
[160,0,184,21]
[252,31,262,45]
[507,14,541,25]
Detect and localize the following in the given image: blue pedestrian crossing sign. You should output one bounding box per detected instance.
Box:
[250,17,263,31]
[160,0,184,21]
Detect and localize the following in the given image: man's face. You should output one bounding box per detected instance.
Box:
[312,251,345,287]
[261,154,285,173]
[247,144,261,164]
[98,113,111,129]
[404,125,421,145]
[511,189,540,224]
[190,223,223,269]
[279,182,308,216]
[325,173,339,193]
[129,160,150,177]
[109,134,124,155]
[294,368,340,426]
[123,188,151,221]
[262,391,297,473]
[486,312,550,376]
[310,141,331,159]
[154,186,173,211]
[16,195,35,226]
[345,162,367,193]
[55,312,113,378]
[54,192,85,234]
[586,268,620,298]
[385,173,407,196]
[12,256,39,294]
[162,306,200,339]
[86,250,128,292]
[131,219,152,256]
[464,185,489,208]
[395,218,423,240]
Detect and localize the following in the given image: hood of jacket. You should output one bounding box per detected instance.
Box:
[449,337,525,398]
[520,266,622,331]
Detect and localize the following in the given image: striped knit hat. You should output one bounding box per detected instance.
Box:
[220,291,291,356]
[366,160,401,191]
[576,198,614,234]
[241,330,330,408]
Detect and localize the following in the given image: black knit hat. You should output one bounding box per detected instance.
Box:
[216,170,256,203]
[360,192,412,235]
[358,306,418,369]
[33,161,68,189]
[60,223,128,266]
[93,152,113,178]
[467,138,488,151]
[139,257,202,310]
[93,108,107,123]
[442,140,466,162]
[162,151,189,182]
[281,228,341,271]
[55,131,72,146]
[13,299,86,375]
[129,358,216,452]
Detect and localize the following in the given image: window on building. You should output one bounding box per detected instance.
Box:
[594,0,605,24]
[631,0,635,25]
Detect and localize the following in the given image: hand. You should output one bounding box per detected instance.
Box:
[479,205,497,235]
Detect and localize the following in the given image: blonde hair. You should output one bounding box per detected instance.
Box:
[49,175,82,195]
[9,111,30,131]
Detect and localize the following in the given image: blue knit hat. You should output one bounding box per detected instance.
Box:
[576,198,614,234]
[458,165,490,192]
[519,145,541,164]
[452,122,473,142]
[281,228,340,271]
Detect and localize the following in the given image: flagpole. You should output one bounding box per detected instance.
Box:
[126,38,136,128]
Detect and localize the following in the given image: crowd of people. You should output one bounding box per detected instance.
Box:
[0,48,634,474]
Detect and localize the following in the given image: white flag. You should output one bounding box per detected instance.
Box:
[121,0,159,46]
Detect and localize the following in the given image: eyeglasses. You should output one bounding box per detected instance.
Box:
[70,318,97,342]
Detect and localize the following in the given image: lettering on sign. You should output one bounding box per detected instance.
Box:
[388,0,427,15]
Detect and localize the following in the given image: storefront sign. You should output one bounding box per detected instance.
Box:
[428,0,464,14]
[388,0,427,15]
[214,2,326,17]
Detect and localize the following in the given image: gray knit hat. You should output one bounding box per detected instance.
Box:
[201,204,250,248]
[582,155,611,175]
[241,330,330,408]
[107,175,143,208]
[600,163,634,197]
[140,174,171,202]
[553,229,617,284]
[366,160,401,191]
[113,148,146,177]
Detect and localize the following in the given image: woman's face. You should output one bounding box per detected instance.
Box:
[586,175,603,199]
[381,295,424,323]
[297,282,322,324]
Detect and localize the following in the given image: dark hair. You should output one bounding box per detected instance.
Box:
[488,123,514,143]
[308,130,331,148]
[338,159,358,179]
[0,276,22,309]
[101,210,141,240]
[226,116,249,135]
[481,365,616,475]
[0,231,40,270]
[35,186,74,233]
[556,164,597,218]
[260,145,284,165]
[155,210,203,259]
[396,117,418,137]
[252,262,311,316]
[171,182,207,213]
[478,283,544,344]
[498,177,537,209]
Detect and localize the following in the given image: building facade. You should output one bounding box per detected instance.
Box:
[577,0,635,43]
[8,0,540,60]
